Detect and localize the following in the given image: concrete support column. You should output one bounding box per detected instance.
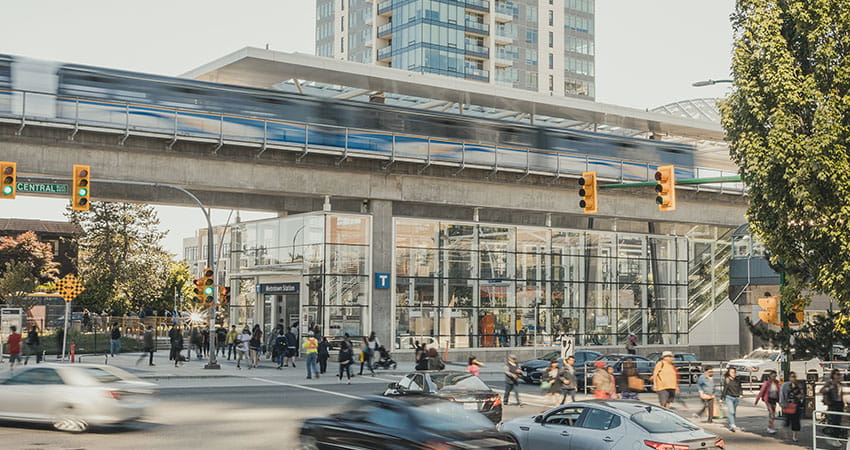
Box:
[370,199,393,347]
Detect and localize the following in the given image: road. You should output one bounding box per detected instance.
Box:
[0,363,813,449]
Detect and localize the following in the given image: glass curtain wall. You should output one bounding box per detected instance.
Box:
[394,218,689,350]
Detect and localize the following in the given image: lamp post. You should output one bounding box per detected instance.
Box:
[692,79,733,87]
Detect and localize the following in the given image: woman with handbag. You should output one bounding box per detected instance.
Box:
[694,365,716,423]
[779,371,804,442]
[721,367,743,432]
[754,370,781,434]
[616,358,644,400]
[540,360,562,406]
[592,361,613,399]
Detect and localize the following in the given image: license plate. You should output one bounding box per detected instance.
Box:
[464,402,478,410]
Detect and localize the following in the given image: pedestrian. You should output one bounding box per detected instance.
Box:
[467,355,484,376]
[168,323,178,361]
[592,361,613,399]
[560,355,578,404]
[503,354,523,406]
[359,332,378,376]
[82,309,91,332]
[7,325,22,372]
[215,324,227,357]
[754,370,781,434]
[109,322,121,356]
[625,332,637,355]
[303,334,320,379]
[541,359,563,407]
[821,368,846,446]
[201,327,210,358]
[249,324,263,369]
[318,337,330,374]
[415,342,429,370]
[313,325,322,341]
[235,327,251,369]
[651,351,679,408]
[425,347,445,371]
[137,325,155,366]
[190,326,202,360]
[24,325,42,364]
[694,365,716,423]
[273,329,286,369]
[722,367,743,432]
[617,358,643,400]
[338,341,353,384]
[606,365,618,398]
[225,325,238,360]
[779,371,804,442]
[284,327,298,367]
[55,325,64,359]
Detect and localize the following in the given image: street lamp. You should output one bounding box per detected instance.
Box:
[692,79,733,87]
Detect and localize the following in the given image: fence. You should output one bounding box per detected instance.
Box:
[813,409,850,449]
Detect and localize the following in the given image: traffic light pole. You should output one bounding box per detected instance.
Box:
[598,175,742,189]
[16,175,221,369]
[779,270,790,380]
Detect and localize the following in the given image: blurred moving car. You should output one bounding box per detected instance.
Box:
[0,363,157,432]
[646,352,703,384]
[725,348,821,385]
[299,396,518,449]
[575,354,654,391]
[520,350,601,384]
[498,400,724,450]
[384,370,502,423]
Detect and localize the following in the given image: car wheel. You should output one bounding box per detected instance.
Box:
[691,373,700,384]
[52,404,88,433]
[299,435,320,450]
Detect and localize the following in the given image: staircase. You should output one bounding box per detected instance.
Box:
[688,231,733,329]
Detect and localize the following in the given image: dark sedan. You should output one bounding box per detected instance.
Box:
[576,354,655,391]
[299,396,518,449]
[647,352,703,384]
[520,350,602,384]
[384,371,503,423]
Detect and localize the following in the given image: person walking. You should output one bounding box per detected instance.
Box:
[7,326,22,372]
[560,355,578,404]
[541,360,563,407]
[625,332,638,355]
[651,351,679,408]
[822,368,846,447]
[284,328,298,368]
[273,329,287,369]
[338,341,354,384]
[137,325,155,366]
[55,326,64,360]
[617,358,643,400]
[503,354,523,406]
[190,326,202,360]
[225,325,238,360]
[235,327,251,369]
[592,361,614,399]
[467,356,484,376]
[694,365,716,423]
[779,371,804,442]
[722,367,743,432]
[303,335,320,379]
[215,325,227,357]
[414,342,429,371]
[24,326,42,364]
[754,370,781,434]
[425,348,445,371]
[318,336,330,374]
[109,323,121,357]
[359,333,378,376]
[171,325,185,367]
[249,324,263,369]
[201,327,210,358]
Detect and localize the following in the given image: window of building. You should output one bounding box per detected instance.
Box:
[548,31,554,48]
[525,49,537,66]
[525,5,537,23]
[341,17,345,32]
[341,37,345,52]
[548,53,554,69]
[341,0,344,10]
[548,10,554,26]
[548,74,554,91]
[525,29,537,44]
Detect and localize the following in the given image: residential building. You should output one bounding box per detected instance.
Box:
[182,225,233,287]
[0,218,82,277]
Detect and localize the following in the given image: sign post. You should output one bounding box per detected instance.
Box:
[55,274,85,362]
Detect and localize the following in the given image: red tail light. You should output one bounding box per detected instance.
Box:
[105,390,122,400]
[644,440,689,450]
[423,440,452,450]
[715,439,725,449]
[488,395,502,407]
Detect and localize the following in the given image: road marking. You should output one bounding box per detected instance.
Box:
[252,377,363,400]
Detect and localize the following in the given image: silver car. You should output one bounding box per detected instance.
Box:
[498,400,724,450]
[0,363,157,432]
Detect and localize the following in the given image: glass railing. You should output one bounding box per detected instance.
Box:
[377,46,392,60]
[378,0,393,14]
[465,67,490,81]
[464,0,489,12]
[464,20,490,34]
[495,2,516,16]
[377,22,393,37]
[464,44,489,58]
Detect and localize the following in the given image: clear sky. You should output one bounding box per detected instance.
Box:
[0,0,735,256]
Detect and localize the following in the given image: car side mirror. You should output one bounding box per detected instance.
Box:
[534,415,543,423]
[387,382,399,390]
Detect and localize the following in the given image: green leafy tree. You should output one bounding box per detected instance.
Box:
[0,231,59,284]
[746,310,850,360]
[721,1,850,311]
[158,260,194,312]
[0,261,38,309]
[67,202,172,313]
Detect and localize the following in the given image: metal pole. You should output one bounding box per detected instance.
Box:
[61,301,70,362]
[598,175,742,189]
[780,270,789,380]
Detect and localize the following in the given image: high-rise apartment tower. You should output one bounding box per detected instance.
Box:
[316,0,595,99]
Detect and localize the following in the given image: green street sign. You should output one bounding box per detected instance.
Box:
[15,182,69,194]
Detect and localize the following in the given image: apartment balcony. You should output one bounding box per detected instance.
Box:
[464,44,489,60]
[494,3,514,22]
[493,31,513,44]
[464,20,490,36]
[494,56,513,67]
[378,0,393,15]
[377,46,392,61]
[377,22,393,38]
[464,67,490,82]
[463,0,489,13]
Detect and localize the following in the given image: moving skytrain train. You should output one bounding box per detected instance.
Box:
[0,54,697,180]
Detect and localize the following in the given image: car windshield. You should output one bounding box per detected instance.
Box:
[539,351,560,360]
[431,373,490,391]
[631,407,700,433]
[82,367,123,383]
[410,402,494,432]
[743,350,779,361]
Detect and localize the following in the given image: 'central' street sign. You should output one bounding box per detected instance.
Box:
[16,182,69,194]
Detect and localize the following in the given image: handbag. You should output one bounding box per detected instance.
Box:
[540,380,552,391]
[628,376,645,392]
[782,402,798,415]
[699,393,714,400]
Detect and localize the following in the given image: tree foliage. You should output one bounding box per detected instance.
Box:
[67,202,172,313]
[0,261,38,309]
[747,310,850,360]
[721,1,850,309]
[0,231,59,284]
[158,260,194,313]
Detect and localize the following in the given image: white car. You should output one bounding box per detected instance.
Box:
[0,363,157,432]
[726,348,822,384]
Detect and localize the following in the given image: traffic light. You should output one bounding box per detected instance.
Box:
[654,165,676,211]
[219,286,231,305]
[788,304,805,327]
[72,164,91,211]
[578,171,597,214]
[757,295,780,326]
[0,161,15,199]
[201,267,215,307]
[192,278,205,304]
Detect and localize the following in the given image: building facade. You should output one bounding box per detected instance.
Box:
[0,218,82,277]
[316,0,596,99]
[182,225,233,286]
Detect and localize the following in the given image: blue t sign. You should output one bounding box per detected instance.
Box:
[375,273,391,289]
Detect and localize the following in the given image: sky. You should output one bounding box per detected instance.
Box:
[0,0,736,256]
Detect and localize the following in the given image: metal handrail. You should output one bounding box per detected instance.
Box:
[0,89,746,194]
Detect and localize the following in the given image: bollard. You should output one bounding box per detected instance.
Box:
[443,341,449,363]
[70,343,76,363]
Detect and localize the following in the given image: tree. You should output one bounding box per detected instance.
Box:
[157,260,194,313]
[0,231,59,284]
[721,1,850,310]
[746,310,850,361]
[67,202,172,313]
[0,261,38,310]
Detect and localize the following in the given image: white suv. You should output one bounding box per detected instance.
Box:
[726,348,822,384]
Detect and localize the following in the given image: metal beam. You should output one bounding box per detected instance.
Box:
[334,88,372,100]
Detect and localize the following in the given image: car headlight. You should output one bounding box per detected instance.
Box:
[750,367,760,372]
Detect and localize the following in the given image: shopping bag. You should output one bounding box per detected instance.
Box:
[712,399,724,419]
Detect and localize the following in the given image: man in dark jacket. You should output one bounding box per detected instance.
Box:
[137,325,155,366]
[284,329,298,368]
[504,354,523,406]
[109,323,121,356]
[318,337,330,374]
